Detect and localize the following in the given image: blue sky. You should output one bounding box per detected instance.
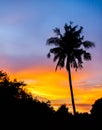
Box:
[0,0,102,71]
[0,0,102,112]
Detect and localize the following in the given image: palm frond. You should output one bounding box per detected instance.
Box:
[70,25,78,33]
[46,37,61,46]
[53,28,61,36]
[64,23,70,32]
[74,26,83,37]
[71,60,78,70]
[50,47,61,54]
[60,60,65,68]
[55,55,65,71]
[83,41,95,49]
[69,21,73,25]
[53,53,60,62]
[78,63,83,69]
[55,58,61,71]
[83,52,91,60]
[47,52,51,58]
[74,49,84,59]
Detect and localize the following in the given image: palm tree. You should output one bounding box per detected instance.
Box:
[46,22,95,115]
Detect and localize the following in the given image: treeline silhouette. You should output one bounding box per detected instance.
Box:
[0,70,101,130]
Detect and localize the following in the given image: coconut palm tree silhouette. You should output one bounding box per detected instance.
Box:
[46,22,95,115]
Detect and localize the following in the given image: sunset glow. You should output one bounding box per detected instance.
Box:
[6,64,102,113]
[0,0,102,114]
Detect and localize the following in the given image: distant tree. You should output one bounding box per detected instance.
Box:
[56,104,72,119]
[57,104,69,115]
[90,98,102,129]
[90,98,102,117]
[46,21,95,115]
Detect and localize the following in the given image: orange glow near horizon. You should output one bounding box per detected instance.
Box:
[5,65,102,114]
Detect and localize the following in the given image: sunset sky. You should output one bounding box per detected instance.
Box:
[0,0,102,113]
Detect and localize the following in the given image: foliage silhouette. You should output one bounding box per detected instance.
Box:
[46,21,95,115]
[90,97,102,117]
[90,98,102,129]
[0,70,54,129]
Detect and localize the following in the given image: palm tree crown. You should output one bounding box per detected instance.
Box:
[46,22,95,71]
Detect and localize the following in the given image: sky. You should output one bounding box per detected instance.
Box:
[0,0,102,113]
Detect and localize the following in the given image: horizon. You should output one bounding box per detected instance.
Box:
[0,0,102,113]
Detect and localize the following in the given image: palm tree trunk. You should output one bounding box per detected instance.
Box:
[67,64,76,115]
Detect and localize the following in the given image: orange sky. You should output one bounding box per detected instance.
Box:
[6,64,102,114]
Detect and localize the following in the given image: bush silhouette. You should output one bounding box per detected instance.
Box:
[90,98,102,129]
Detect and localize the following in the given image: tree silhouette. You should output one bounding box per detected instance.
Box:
[90,98,102,129]
[46,21,95,115]
[90,97,102,118]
